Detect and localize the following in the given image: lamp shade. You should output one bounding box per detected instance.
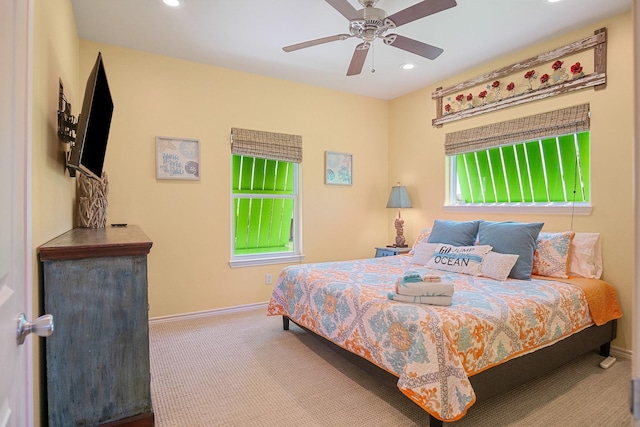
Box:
[386,184,412,209]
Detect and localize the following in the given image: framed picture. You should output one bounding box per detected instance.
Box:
[325,151,352,186]
[156,137,200,180]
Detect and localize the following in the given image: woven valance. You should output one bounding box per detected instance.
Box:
[444,103,590,156]
[231,127,302,163]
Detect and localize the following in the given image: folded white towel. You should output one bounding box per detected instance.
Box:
[395,280,454,297]
[388,293,453,306]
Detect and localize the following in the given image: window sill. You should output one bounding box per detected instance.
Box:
[443,203,592,215]
[229,253,305,268]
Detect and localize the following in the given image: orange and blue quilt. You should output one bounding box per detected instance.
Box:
[267,255,612,422]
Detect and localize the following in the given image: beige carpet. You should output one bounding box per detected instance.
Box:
[149,307,632,426]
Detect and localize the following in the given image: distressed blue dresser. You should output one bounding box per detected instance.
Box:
[38,225,154,427]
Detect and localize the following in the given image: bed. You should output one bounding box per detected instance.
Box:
[266,221,622,426]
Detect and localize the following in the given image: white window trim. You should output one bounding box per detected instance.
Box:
[229,253,305,268]
[443,203,592,215]
[229,162,304,268]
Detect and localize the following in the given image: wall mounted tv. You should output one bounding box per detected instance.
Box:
[66,52,113,180]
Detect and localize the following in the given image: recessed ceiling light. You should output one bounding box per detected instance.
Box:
[401,63,415,70]
[161,0,183,7]
[547,0,563,3]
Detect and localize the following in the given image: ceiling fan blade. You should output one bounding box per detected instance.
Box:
[384,34,443,60]
[283,34,351,52]
[325,0,360,21]
[346,43,369,76]
[386,0,457,28]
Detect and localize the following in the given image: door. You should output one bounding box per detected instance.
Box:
[0,0,32,426]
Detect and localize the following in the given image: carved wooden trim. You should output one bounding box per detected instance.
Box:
[432,28,607,126]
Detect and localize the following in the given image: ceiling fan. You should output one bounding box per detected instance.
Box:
[283,0,457,76]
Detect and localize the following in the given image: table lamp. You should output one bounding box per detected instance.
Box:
[386,182,412,247]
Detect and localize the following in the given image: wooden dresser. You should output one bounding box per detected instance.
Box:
[38,225,154,427]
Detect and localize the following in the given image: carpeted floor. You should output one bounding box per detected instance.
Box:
[149,307,632,426]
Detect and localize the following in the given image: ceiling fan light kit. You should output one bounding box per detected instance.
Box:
[283,0,457,76]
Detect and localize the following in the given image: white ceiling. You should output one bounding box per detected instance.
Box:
[71,0,631,100]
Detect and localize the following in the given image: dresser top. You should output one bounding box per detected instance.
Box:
[38,225,153,261]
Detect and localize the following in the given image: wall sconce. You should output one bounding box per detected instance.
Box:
[386,182,412,247]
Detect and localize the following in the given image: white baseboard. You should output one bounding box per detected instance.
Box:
[149,301,269,324]
[611,345,632,360]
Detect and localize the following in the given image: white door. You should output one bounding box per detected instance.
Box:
[0,0,33,426]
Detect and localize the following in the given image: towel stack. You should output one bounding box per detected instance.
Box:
[388,270,454,306]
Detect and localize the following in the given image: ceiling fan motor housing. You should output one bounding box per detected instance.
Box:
[350,7,389,41]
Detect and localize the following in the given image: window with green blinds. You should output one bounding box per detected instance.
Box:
[232,155,296,255]
[453,132,590,204]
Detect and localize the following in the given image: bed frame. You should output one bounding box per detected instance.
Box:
[282,316,617,426]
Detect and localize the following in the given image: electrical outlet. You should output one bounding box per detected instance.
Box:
[265,273,272,285]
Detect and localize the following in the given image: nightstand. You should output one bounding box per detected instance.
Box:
[375,246,412,257]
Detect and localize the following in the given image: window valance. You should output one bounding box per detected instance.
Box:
[231,127,302,163]
[444,103,590,156]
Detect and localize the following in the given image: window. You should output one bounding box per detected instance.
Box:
[451,132,590,204]
[445,104,591,214]
[229,128,303,267]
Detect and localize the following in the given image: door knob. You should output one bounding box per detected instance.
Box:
[17,313,54,345]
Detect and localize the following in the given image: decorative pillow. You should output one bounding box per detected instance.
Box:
[426,244,492,275]
[427,220,480,247]
[532,231,575,278]
[481,252,520,281]
[477,221,544,280]
[410,242,439,265]
[569,233,603,279]
[410,227,432,255]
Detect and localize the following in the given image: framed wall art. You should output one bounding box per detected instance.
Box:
[325,151,352,186]
[156,136,200,180]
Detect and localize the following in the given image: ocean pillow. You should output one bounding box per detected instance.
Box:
[411,242,439,265]
[477,221,544,280]
[481,251,520,281]
[426,243,492,275]
[427,219,480,247]
[532,231,575,278]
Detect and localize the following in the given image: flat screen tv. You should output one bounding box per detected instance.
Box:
[67,52,113,180]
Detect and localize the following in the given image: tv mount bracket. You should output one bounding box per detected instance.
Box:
[57,80,77,144]
[57,80,78,177]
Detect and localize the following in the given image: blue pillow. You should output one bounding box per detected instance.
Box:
[427,219,480,246]
[477,221,544,280]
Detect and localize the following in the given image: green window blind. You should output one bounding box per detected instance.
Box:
[455,132,590,204]
[232,155,295,255]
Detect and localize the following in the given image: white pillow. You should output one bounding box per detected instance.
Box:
[411,242,439,265]
[481,252,519,281]
[410,228,432,255]
[569,233,603,279]
[426,244,492,276]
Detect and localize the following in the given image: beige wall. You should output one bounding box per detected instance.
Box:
[389,12,634,351]
[77,41,390,318]
[32,0,80,423]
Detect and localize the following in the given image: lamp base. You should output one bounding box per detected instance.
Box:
[394,216,406,248]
